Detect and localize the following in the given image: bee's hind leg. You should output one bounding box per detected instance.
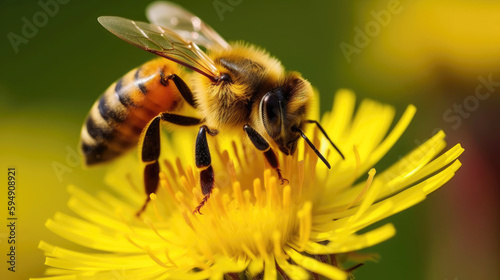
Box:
[137,113,202,217]
[243,124,288,184]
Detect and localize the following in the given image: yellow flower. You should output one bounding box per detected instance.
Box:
[34,90,463,280]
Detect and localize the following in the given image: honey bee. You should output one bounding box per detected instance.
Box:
[81,1,344,215]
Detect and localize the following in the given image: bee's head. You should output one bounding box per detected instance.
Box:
[259,73,312,156]
[260,73,344,168]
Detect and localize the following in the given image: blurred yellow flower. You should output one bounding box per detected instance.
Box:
[354,0,500,97]
[34,90,463,280]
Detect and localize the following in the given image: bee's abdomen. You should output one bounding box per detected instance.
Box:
[81,58,183,165]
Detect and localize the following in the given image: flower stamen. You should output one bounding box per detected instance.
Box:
[175,158,187,179]
[241,243,258,260]
[254,232,269,260]
[124,233,145,250]
[272,230,288,260]
[349,145,361,184]
[233,181,244,208]
[228,160,238,185]
[297,201,313,251]
[143,217,174,245]
[269,177,280,209]
[282,185,291,211]
[253,178,264,206]
[232,141,244,169]
[164,249,178,268]
[185,166,197,190]
[160,172,176,203]
[342,165,375,212]
[150,193,164,222]
[145,247,173,268]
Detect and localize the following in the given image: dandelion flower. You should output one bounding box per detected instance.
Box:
[35,90,463,280]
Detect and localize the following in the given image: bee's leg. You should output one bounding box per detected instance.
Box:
[161,112,203,126]
[243,124,288,184]
[163,74,197,108]
[194,125,218,214]
[137,116,162,217]
[137,113,203,216]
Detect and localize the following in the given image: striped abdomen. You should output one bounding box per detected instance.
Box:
[81,58,185,165]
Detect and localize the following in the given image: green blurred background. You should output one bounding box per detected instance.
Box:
[0,0,498,279]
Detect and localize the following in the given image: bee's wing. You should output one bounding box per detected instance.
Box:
[146,1,230,50]
[98,16,220,80]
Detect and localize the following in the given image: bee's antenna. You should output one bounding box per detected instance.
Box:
[306,120,345,160]
[292,126,331,169]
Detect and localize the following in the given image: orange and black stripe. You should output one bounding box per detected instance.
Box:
[80,58,185,165]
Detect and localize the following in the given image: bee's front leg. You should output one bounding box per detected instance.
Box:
[163,74,198,108]
[243,124,288,184]
[194,125,218,214]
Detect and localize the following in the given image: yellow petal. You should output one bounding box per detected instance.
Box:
[285,247,347,280]
[306,224,396,255]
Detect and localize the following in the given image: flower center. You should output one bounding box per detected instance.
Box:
[150,138,319,264]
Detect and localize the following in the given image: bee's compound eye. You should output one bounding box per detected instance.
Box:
[263,94,280,123]
[261,92,283,139]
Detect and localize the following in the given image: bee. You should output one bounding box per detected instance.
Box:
[81,1,344,215]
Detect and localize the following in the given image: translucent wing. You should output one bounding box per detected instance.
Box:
[146,1,230,50]
[98,16,220,81]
